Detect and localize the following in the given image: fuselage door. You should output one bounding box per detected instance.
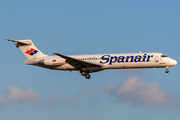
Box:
[155,56,159,62]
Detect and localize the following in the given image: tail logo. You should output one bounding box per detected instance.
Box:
[25,48,38,56]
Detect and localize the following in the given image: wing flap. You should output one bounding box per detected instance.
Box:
[53,53,102,69]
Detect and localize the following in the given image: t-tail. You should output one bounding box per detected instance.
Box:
[6,39,48,59]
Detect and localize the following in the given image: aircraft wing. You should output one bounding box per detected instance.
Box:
[53,53,102,69]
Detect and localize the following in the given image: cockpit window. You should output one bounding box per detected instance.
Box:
[161,54,168,57]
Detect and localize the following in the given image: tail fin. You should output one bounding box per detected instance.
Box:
[6,39,48,59]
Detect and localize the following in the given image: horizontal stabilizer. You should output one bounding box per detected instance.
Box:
[5,39,32,45]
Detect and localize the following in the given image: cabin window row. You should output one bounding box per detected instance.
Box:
[78,58,100,60]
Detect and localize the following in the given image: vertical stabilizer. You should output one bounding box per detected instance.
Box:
[6,39,48,59]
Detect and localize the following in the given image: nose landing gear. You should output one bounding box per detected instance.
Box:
[166,66,169,73]
[80,71,91,79]
[166,69,169,73]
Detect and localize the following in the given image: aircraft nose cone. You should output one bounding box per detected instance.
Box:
[172,59,177,66]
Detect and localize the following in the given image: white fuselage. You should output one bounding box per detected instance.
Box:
[25,52,177,72]
[7,39,177,79]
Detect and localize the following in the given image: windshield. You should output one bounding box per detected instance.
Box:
[161,54,168,57]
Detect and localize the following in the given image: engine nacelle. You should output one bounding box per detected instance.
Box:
[38,59,65,66]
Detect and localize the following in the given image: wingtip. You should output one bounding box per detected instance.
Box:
[53,53,57,55]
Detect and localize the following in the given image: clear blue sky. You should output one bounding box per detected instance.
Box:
[1,0,180,120]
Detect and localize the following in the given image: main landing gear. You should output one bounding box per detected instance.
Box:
[165,66,169,73]
[80,71,91,79]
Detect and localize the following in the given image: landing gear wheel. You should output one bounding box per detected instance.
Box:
[85,74,91,79]
[81,71,86,76]
[166,69,169,73]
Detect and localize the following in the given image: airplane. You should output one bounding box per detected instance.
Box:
[6,39,177,79]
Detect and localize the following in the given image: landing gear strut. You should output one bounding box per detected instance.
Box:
[80,71,91,79]
[166,66,169,73]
